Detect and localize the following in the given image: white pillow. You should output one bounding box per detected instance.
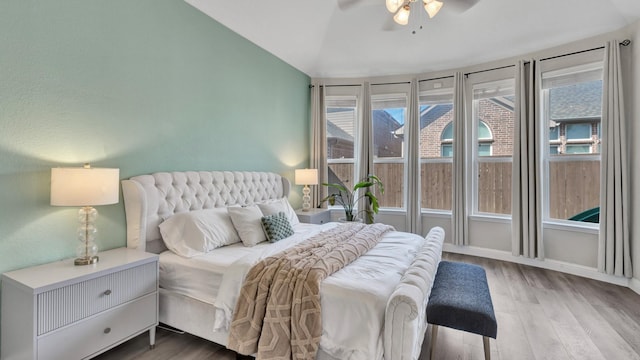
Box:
[257,197,300,226]
[159,208,240,258]
[227,205,266,247]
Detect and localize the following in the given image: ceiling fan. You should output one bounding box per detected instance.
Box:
[387,0,442,25]
[338,0,480,25]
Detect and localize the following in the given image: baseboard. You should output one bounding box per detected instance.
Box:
[630,278,640,296]
[443,243,630,288]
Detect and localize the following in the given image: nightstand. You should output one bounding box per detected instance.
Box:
[295,208,332,224]
[1,248,159,360]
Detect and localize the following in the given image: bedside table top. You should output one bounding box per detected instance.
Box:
[2,248,158,293]
[295,208,330,215]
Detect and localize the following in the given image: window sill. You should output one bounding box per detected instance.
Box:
[421,209,452,218]
[543,220,599,234]
[469,214,511,224]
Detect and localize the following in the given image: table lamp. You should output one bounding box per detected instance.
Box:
[51,164,120,265]
[295,168,318,211]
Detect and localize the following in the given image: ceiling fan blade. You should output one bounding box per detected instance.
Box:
[445,0,481,13]
[337,0,366,11]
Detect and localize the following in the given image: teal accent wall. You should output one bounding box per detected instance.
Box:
[0,0,310,343]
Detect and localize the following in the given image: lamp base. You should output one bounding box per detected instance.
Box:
[74,256,99,266]
[302,185,311,211]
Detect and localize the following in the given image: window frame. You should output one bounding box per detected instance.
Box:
[325,92,360,213]
[370,92,409,211]
[467,76,515,219]
[539,59,603,229]
[419,84,455,213]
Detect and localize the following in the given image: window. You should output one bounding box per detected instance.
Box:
[471,78,515,216]
[542,61,602,223]
[372,92,407,209]
[325,95,357,202]
[419,80,454,211]
[566,123,591,140]
[440,122,453,158]
[565,144,592,154]
[549,125,560,140]
[477,121,493,156]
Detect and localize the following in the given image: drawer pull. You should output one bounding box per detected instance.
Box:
[104,289,112,296]
[104,327,111,334]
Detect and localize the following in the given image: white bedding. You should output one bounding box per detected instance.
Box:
[159,223,322,305]
[164,222,427,360]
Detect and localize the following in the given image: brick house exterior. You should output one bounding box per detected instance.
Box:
[327,80,601,160]
[418,99,515,158]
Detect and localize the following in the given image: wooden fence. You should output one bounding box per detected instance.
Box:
[477,162,512,214]
[548,159,600,219]
[421,163,452,210]
[328,159,599,220]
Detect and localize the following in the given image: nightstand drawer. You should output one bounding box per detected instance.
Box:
[37,262,157,335]
[37,293,157,360]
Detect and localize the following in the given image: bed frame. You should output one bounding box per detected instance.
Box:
[122,170,444,360]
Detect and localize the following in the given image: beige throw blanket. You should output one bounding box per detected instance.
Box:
[227,222,394,360]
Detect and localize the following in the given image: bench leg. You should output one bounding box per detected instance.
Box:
[429,325,439,360]
[483,336,491,360]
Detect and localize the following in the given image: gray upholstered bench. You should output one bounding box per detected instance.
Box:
[426,261,497,360]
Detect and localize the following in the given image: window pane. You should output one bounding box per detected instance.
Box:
[478,144,491,156]
[372,96,406,209]
[441,145,453,157]
[549,81,602,120]
[440,121,453,141]
[549,125,559,140]
[373,108,405,158]
[478,121,492,139]
[566,123,592,140]
[421,162,452,210]
[472,79,514,216]
[476,97,513,157]
[326,96,357,204]
[548,80,602,157]
[327,163,355,197]
[373,163,404,208]
[565,144,591,154]
[326,99,356,160]
[477,162,512,215]
[543,70,602,223]
[548,160,600,220]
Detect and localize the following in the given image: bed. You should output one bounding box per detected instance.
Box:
[121,171,444,360]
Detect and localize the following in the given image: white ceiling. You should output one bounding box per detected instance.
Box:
[185,0,640,78]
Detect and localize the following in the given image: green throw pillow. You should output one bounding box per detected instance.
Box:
[261,211,294,242]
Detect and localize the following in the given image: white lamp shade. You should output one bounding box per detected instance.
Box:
[295,169,318,185]
[51,167,120,206]
[424,0,443,18]
[393,5,411,25]
[386,0,404,13]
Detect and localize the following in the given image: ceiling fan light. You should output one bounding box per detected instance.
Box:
[386,0,404,13]
[424,0,443,18]
[393,4,411,25]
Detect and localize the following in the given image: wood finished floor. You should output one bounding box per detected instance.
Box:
[95,253,640,360]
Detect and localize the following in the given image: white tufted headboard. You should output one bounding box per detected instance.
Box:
[121,171,291,254]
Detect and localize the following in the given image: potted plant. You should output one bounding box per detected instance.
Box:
[321,175,384,223]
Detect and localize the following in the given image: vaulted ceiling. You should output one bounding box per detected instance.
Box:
[185,0,640,78]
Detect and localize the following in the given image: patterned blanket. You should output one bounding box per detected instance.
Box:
[227,222,394,359]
